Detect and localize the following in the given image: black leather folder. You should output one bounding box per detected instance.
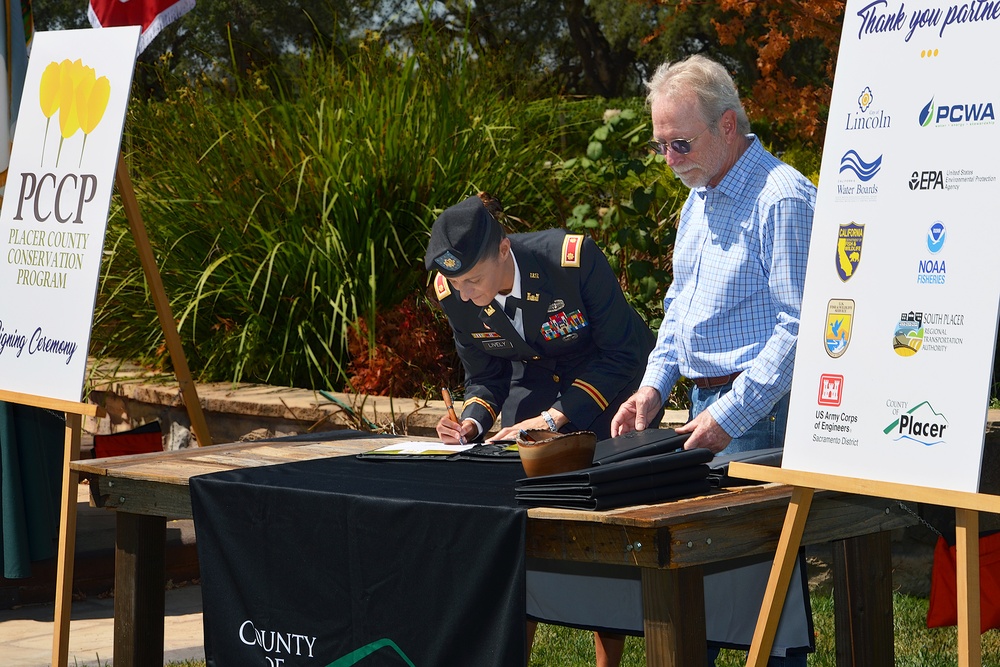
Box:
[706,447,783,487]
[514,447,713,510]
[592,428,691,465]
[515,478,712,510]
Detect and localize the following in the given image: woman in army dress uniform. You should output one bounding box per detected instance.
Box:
[425,192,657,667]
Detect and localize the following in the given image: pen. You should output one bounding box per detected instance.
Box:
[441,387,467,445]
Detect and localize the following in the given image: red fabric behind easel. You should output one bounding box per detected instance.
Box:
[927,533,1000,632]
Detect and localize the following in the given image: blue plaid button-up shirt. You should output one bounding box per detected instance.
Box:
[641,137,816,437]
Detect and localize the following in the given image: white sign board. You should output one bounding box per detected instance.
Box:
[782,0,1000,492]
[0,27,139,403]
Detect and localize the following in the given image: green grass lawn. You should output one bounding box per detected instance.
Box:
[163,592,1000,666]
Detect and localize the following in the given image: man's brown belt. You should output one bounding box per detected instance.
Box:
[692,371,742,389]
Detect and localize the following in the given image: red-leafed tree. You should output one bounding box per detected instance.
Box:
[645,0,846,146]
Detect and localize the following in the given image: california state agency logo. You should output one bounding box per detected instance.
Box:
[892,310,924,357]
[836,222,864,281]
[825,299,854,358]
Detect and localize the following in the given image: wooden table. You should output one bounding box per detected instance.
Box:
[70,435,916,667]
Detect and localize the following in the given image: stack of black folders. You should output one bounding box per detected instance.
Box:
[514,428,712,511]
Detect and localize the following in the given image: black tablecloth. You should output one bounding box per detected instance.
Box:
[191,454,527,667]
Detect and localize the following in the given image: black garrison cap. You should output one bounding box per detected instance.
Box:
[424,195,503,277]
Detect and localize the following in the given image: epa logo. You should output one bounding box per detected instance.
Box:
[909,170,944,190]
[818,374,844,406]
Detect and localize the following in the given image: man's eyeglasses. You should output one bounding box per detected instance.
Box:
[647,126,709,155]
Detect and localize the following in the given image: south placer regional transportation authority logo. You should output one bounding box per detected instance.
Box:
[836,222,864,281]
[892,311,924,356]
[825,299,854,358]
[883,401,949,446]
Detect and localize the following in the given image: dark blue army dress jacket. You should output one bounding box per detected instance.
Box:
[434,229,655,439]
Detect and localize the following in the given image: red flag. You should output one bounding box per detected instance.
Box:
[87,0,195,54]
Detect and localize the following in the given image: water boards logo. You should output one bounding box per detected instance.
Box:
[892,311,923,356]
[825,299,854,358]
[836,150,881,202]
[917,221,946,285]
[818,374,844,407]
[919,96,995,128]
[835,222,864,281]
[845,86,891,131]
[882,401,949,446]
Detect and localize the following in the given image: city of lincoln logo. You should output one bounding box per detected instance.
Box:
[825,299,854,358]
[836,222,864,281]
[818,374,844,407]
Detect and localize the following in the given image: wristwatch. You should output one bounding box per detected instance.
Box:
[541,410,558,432]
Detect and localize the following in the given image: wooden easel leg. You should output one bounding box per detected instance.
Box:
[115,151,213,447]
[745,486,814,667]
[956,508,982,667]
[51,413,82,667]
[641,565,706,666]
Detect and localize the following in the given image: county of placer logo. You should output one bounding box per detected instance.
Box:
[892,311,924,356]
[825,299,854,358]
[882,401,949,446]
[836,222,864,281]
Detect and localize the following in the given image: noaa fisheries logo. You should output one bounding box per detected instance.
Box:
[927,221,946,253]
[836,222,864,281]
[882,401,949,446]
[892,311,924,357]
[825,299,854,358]
[839,150,882,181]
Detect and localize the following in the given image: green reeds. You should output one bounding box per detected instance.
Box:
[94,34,604,389]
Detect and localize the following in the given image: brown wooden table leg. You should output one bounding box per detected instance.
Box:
[114,511,166,667]
[832,531,894,667]
[641,566,706,666]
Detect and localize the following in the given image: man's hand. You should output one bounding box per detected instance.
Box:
[490,409,567,442]
[675,410,732,454]
[611,386,663,436]
[436,415,477,445]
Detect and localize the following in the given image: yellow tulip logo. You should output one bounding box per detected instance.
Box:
[38,58,111,168]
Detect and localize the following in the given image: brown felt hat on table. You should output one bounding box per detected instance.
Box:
[424,195,503,277]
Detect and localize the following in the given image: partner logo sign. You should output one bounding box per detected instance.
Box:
[917,221,947,285]
[836,222,865,281]
[818,374,844,406]
[892,310,924,356]
[836,149,881,202]
[919,97,995,127]
[845,86,891,131]
[882,401,949,446]
[825,299,854,358]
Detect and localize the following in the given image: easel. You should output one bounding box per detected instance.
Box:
[728,463,1000,667]
[16,153,215,667]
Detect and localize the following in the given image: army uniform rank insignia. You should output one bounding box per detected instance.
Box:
[561,234,583,267]
[434,272,452,300]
